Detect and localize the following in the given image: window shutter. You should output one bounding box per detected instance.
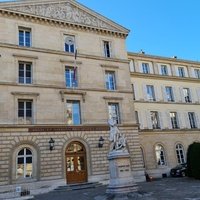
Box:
[155,85,161,101]
[177,112,183,129]
[129,60,134,72]
[158,65,162,75]
[172,86,177,102]
[146,111,152,129]
[143,84,147,101]
[196,113,200,128]
[158,112,163,129]
[166,112,172,129]
[162,86,167,101]
[190,88,197,103]
[184,112,190,129]
[179,87,184,102]
[196,88,200,102]
[139,111,145,129]
[133,82,139,100]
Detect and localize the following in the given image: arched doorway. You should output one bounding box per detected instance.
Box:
[65,141,87,184]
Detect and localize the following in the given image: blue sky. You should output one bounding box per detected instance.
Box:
[1,0,200,61]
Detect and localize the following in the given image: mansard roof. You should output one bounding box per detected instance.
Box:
[0,0,129,37]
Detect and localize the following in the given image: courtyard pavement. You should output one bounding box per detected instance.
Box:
[33,177,200,200]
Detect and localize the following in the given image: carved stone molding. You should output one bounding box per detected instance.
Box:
[5,2,118,31]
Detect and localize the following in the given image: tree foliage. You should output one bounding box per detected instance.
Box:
[187,142,200,179]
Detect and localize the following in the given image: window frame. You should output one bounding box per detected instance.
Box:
[188,112,197,129]
[18,27,31,47]
[18,99,33,124]
[65,66,78,88]
[103,40,111,58]
[146,85,156,101]
[64,35,75,53]
[175,144,186,164]
[105,71,116,90]
[194,69,200,79]
[161,65,168,76]
[142,63,150,74]
[108,103,121,124]
[165,86,174,102]
[155,144,167,166]
[16,148,33,179]
[178,67,185,77]
[150,111,160,129]
[18,62,32,84]
[170,112,179,129]
[183,88,192,103]
[66,100,81,125]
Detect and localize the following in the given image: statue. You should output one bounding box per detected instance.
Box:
[108,116,126,151]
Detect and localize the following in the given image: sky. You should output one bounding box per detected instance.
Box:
[1,0,200,61]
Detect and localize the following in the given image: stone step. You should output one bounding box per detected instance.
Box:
[54,182,103,191]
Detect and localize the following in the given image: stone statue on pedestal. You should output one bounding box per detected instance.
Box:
[108,117,126,151]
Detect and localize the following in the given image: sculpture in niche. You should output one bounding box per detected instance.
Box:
[6,2,117,31]
[108,115,126,151]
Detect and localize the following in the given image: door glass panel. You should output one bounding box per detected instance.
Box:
[77,156,85,171]
[67,157,74,171]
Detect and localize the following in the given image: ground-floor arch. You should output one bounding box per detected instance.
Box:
[65,141,87,184]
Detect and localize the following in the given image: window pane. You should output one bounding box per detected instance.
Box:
[19,30,24,46]
[73,102,80,125]
[17,164,24,177]
[18,149,24,155]
[18,157,24,164]
[26,157,32,164]
[26,148,32,155]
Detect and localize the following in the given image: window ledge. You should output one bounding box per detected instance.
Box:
[60,89,86,102]
[11,92,40,96]
[13,54,38,59]
[60,59,82,65]
[103,96,123,100]
[101,64,119,69]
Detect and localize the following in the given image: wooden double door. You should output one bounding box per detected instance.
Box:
[66,142,87,184]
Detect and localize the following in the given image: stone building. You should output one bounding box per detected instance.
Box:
[0,0,144,192]
[128,52,200,177]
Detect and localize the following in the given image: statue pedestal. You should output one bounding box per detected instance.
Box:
[106,150,138,194]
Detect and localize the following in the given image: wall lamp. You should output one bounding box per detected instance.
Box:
[98,136,104,148]
[49,138,55,151]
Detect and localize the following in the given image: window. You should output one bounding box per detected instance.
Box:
[103,41,111,58]
[142,63,150,74]
[183,88,191,103]
[17,148,32,178]
[65,66,78,88]
[194,69,200,79]
[66,100,81,125]
[188,112,197,128]
[108,103,120,124]
[165,86,174,102]
[135,111,139,124]
[105,71,116,90]
[170,112,179,129]
[150,111,160,129]
[146,85,156,101]
[155,144,166,166]
[64,35,75,53]
[178,67,185,77]
[19,27,31,47]
[176,144,185,164]
[18,62,32,84]
[161,65,168,75]
[18,100,32,124]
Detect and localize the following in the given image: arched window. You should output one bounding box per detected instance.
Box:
[176,144,185,164]
[155,144,166,166]
[16,148,33,178]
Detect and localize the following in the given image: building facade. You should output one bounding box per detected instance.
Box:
[0,0,144,191]
[129,52,200,177]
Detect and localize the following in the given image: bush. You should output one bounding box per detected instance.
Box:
[187,142,200,179]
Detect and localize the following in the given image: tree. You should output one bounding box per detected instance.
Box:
[187,142,200,179]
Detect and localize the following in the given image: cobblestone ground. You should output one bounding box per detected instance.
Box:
[33,177,200,200]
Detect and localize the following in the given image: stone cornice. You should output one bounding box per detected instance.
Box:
[13,53,38,59]
[0,8,128,38]
[0,81,133,94]
[139,128,200,135]
[128,52,200,67]
[130,72,200,83]
[133,100,200,105]
[0,43,129,64]
[11,91,40,96]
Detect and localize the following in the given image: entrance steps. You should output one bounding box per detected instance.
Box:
[54,182,103,191]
